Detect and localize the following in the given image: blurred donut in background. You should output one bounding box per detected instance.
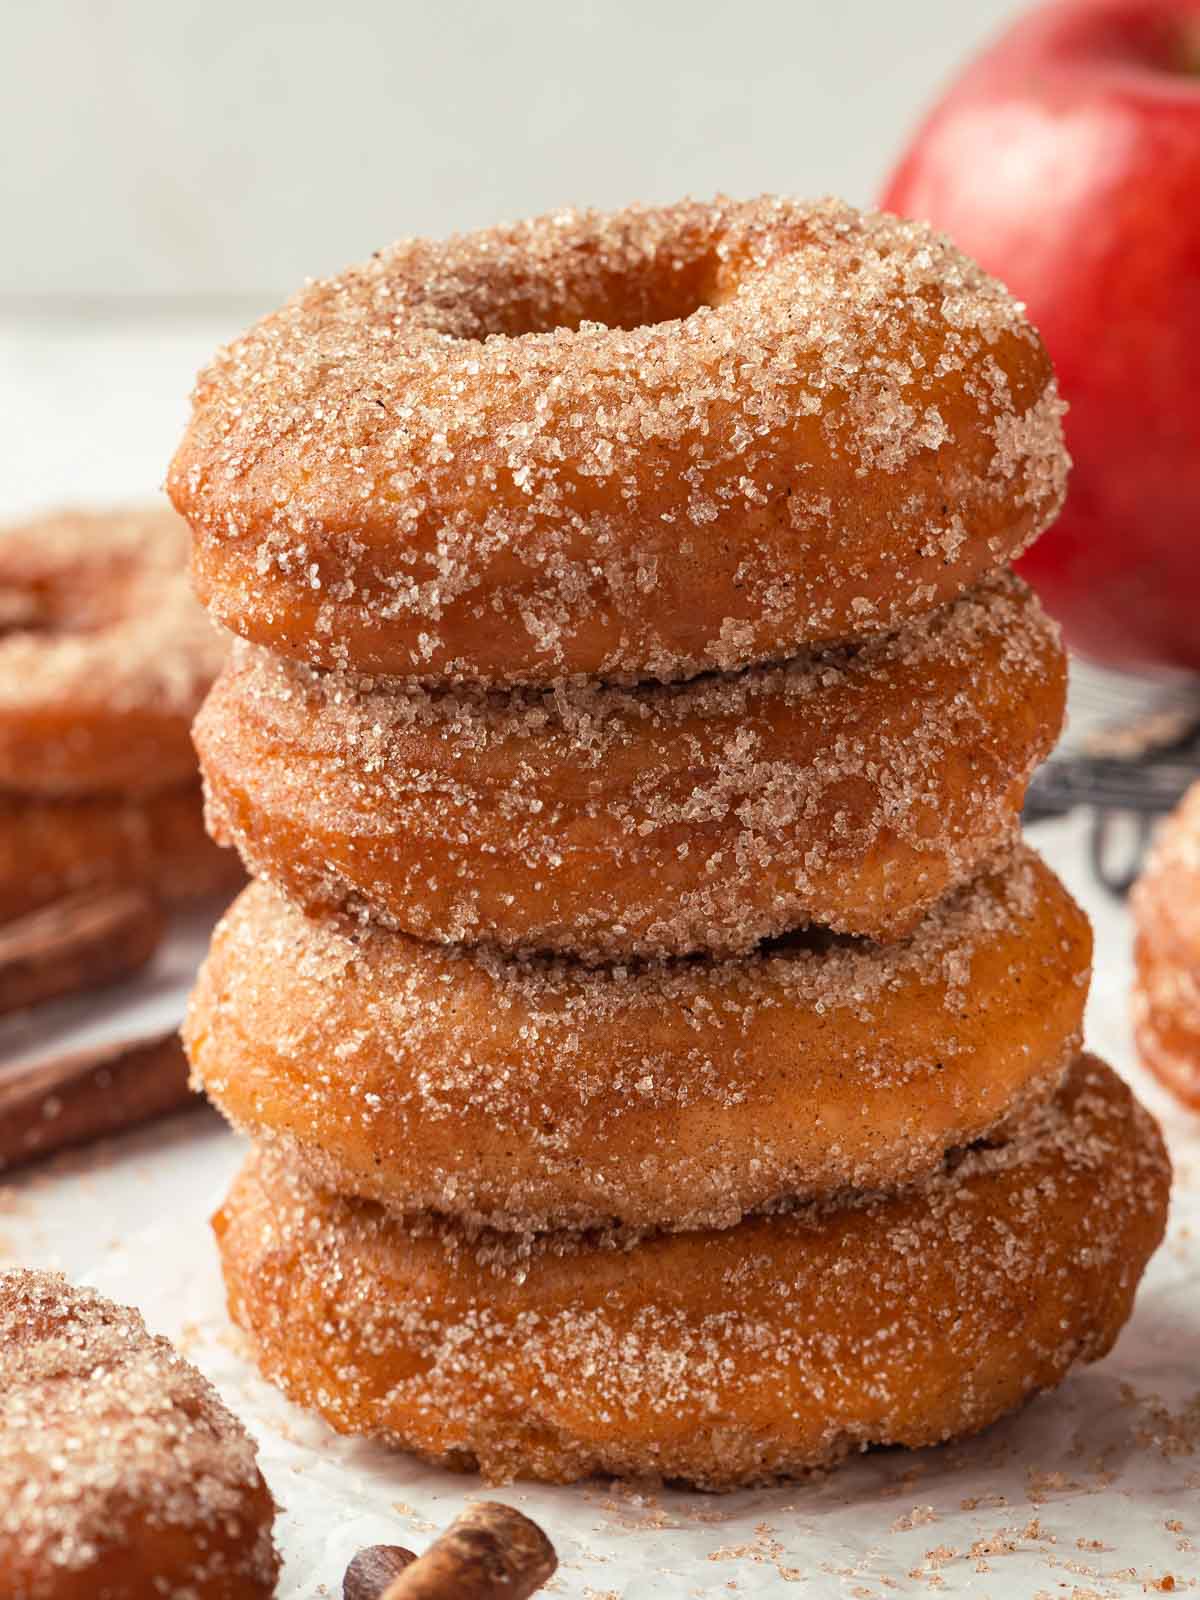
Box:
[0,505,240,920]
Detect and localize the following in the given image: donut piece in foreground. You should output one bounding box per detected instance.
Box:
[197,573,1065,957]
[1132,779,1200,1108]
[0,506,225,796]
[214,1056,1168,1490]
[170,197,1067,684]
[0,1270,278,1600]
[188,845,1090,1232]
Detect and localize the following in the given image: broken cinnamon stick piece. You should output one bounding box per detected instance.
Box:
[0,1028,195,1171]
[373,1502,557,1600]
[0,887,163,1016]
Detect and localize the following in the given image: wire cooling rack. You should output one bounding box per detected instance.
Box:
[1026,662,1200,894]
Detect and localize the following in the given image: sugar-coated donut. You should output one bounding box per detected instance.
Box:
[1132,779,1200,1108]
[0,784,242,923]
[188,846,1091,1231]
[214,1056,1168,1489]
[0,506,225,795]
[0,1269,278,1599]
[170,197,1068,685]
[197,572,1064,957]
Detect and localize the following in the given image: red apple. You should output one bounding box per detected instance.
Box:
[881,0,1200,674]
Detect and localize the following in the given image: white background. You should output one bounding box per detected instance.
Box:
[4,0,1019,301]
[3,0,1026,522]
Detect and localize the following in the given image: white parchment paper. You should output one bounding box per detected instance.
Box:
[2,812,1197,1599]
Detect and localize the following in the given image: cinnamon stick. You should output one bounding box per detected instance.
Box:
[0,1028,195,1170]
[358,1503,556,1600]
[0,887,163,1016]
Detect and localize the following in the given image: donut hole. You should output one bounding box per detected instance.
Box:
[443,248,722,340]
[1,511,191,645]
[0,589,129,638]
[0,565,141,637]
[553,252,720,335]
[0,591,40,633]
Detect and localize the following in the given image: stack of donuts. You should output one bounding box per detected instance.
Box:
[172,197,1169,1488]
[0,506,239,922]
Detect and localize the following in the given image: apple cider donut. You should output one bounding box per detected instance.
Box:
[170,196,1068,684]
[0,784,243,923]
[187,846,1092,1231]
[0,506,225,795]
[0,1269,279,1599]
[197,572,1064,957]
[214,1056,1168,1489]
[1132,779,1200,1108]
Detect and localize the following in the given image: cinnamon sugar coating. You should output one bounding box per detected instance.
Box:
[0,1270,278,1600]
[197,571,1064,958]
[1132,779,1200,1108]
[169,197,1068,685]
[187,846,1091,1231]
[0,506,226,796]
[214,1056,1168,1489]
[0,783,243,923]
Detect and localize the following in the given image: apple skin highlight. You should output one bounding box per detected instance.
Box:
[882,0,1200,674]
